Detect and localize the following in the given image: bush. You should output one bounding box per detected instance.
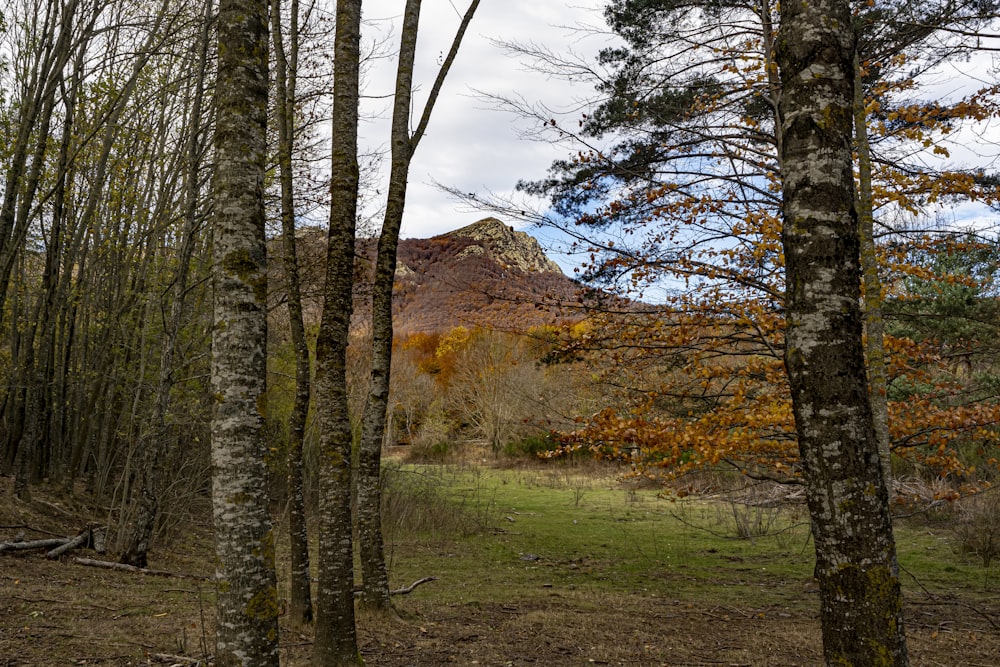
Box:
[949,490,1000,568]
[404,440,453,463]
[503,433,561,459]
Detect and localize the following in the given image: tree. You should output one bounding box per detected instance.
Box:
[776,0,908,663]
[271,0,313,625]
[486,0,1000,490]
[356,0,481,610]
[312,0,362,661]
[210,0,280,659]
[119,0,215,569]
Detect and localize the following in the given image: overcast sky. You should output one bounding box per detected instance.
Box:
[359,0,612,249]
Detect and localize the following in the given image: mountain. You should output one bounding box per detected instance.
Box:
[361,217,589,335]
[269,217,596,338]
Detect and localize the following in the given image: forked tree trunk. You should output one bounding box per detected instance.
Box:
[356,0,480,610]
[776,0,908,665]
[210,0,280,660]
[312,0,362,663]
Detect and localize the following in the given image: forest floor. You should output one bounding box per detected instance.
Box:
[2,466,1000,666]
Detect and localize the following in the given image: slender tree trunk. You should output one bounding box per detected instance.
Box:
[356,0,480,610]
[210,0,280,659]
[854,51,893,493]
[271,0,313,625]
[312,0,362,663]
[355,0,422,612]
[119,0,214,570]
[776,1,908,665]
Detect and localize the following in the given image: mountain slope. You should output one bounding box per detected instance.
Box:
[362,217,588,335]
[270,217,597,338]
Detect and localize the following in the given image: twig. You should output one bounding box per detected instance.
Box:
[9,594,119,612]
[1,524,66,537]
[150,653,203,665]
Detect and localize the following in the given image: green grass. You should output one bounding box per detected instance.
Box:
[382,465,816,613]
[381,463,1000,612]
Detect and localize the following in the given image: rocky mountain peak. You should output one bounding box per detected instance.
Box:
[444,217,562,275]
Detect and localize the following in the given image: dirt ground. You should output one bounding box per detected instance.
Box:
[3,478,999,666]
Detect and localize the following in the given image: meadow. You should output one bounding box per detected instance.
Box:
[2,463,999,665]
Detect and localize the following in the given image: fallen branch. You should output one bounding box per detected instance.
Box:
[72,557,211,581]
[46,531,89,559]
[0,537,69,552]
[1,524,68,537]
[390,576,437,596]
[150,653,204,665]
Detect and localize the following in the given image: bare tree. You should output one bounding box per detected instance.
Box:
[356,0,480,610]
[271,0,313,626]
[312,0,362,661]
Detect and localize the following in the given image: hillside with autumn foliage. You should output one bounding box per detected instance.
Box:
[272,217,606,337]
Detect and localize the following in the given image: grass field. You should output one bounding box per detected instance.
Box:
[2,463,1000,665]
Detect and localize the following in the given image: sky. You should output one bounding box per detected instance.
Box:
[359,0,612,254]
[356,3,1000,277]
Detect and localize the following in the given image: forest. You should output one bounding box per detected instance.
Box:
[2,0,1000,665]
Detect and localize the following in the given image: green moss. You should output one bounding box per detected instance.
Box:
[221,247,267,303]
[245,584,279,621]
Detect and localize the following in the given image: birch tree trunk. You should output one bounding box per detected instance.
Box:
[776,1,908,665]
[312,0,362,662]
[210,0,280,659]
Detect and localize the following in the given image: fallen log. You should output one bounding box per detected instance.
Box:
[72,557,211,581]
[0,537,69,553]
[46,531,90,559]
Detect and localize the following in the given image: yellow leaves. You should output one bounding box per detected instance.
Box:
[436,326,471,357]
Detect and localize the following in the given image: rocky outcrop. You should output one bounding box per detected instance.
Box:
[445,217,562,275]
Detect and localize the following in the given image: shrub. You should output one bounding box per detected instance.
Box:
[503,433,561,459]
[949,490,1000,568]
[404,440,453,463]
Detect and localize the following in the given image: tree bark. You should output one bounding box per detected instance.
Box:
[271,0,313,626]
[312,0,362,663]
[776,1,908,665]
[210,0,280,659]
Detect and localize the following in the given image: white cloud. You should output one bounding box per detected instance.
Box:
[359,0,611,239]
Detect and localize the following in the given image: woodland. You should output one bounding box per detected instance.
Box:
[3,0,1000,665]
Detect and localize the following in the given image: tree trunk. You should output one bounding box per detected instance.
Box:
[355,0,422,612]
[312,0,362,663]
[210,0,280,659]
[271,0,313,626]
[356,0,480,610]
[776,1,908,665]
[853,51,893,493]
